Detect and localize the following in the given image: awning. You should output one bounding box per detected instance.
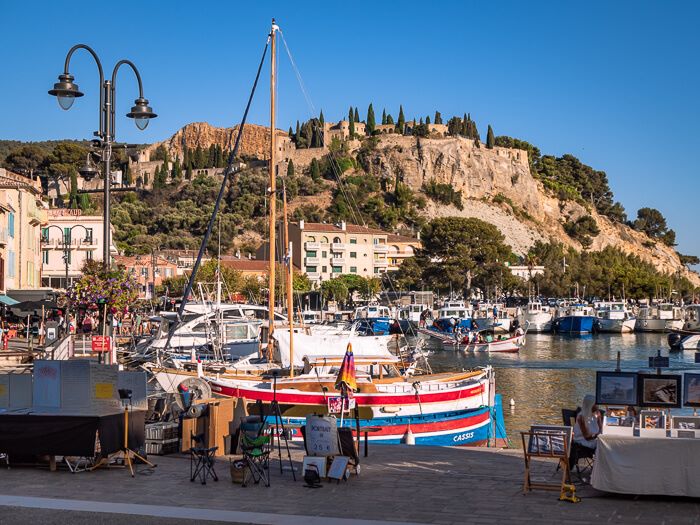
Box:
[0,295,19,306]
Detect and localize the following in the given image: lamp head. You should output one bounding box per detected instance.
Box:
[78,153,99,181]
[48,74,84,110]
[126,97,157,130]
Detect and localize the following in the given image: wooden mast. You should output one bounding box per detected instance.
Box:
[283,180,295,376]
[268,19,278,352]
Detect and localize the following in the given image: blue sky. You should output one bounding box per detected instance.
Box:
[2,1,699,258]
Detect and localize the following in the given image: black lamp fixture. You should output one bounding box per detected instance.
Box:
[48,74,84,110]
[126,97,157,130]
[78,153,99,181]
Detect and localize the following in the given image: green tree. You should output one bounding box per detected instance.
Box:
[634,207,673,244]
[185,163,192,181]
[3,145,47,173]
[286,159,295,178]
[309,158,321,182]
[366,104,376,135]
[426,116,431,125]
[354,107,360,124]
[434,111,443,125]
[386,114,394,125]
[68,168,79,209]
[397,105,405,134]
[123,162,132,186]
[321,278,349,304]
[68,259,139,313]
[486,125,495,149]
[348,106,355,138]
[381,109,387,125]
[319,110,325,125]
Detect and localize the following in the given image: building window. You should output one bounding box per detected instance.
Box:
[142,267,149,278]
[333,237,341,244]
[164,268,173,277]
[41,227,49,242]
[350,266,357,273]
[87,251,93,261]
[322,266,327,273]
[332,266,342,274]
[332,253,342,259]
[306,266,317,273]
[63,227,72,244]
[322,251,327,258]
[374,267,381,274]
[85,228,93,243]
[306,250,317,258]
[349,238,357,244]
[8,213,14,238]
[308,236,316,241]
[350,252,357,258]
[42,251,49,264]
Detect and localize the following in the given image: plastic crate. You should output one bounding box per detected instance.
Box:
[145,422,179,441]
[145,438,179,456]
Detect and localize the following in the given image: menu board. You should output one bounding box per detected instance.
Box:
[60,360,91,412]
[9,374,33,408]
[33,360,61,408]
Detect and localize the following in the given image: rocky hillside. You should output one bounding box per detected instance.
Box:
[144,122,287,161]
[145,122,699,285]
[360,134,698,284]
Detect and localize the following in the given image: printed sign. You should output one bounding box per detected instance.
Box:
[305,415,340,457]
[91,336,111,353]
[327,396,356,414]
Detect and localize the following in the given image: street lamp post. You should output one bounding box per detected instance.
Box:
[42,224,91,333]
[48,44,157,270]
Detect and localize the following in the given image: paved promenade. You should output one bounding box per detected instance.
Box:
[0,444,698,524]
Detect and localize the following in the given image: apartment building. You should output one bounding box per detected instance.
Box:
[0,168,47,293]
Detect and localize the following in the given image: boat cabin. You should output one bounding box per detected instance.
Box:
[354,305,391,319]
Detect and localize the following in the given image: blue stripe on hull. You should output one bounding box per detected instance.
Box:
[556,316,595,334]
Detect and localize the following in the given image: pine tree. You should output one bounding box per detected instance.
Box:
[434,111,443,124]
[354,107,360,123]
[486,125,495,149]
[381,109,387,125]
[287,159,295,178]
[397,105,405,134]
[349,108,355,138]
[366,103,376,135]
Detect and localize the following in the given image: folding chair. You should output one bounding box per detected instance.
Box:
[561,408,595,483]
[189,433,218,485]
[337,427,360,475]
[239,422,272,487]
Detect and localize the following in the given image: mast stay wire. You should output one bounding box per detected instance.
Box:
[278,29,419,340]
[163,37,270,353]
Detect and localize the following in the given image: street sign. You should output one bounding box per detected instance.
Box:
[91,336,111,353]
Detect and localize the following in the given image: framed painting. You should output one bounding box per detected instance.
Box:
[596,371,638,406]
[639,374,681,408]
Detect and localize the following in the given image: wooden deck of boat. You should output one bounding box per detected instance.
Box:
[0,443,693,524]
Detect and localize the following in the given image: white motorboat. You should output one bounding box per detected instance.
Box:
[472,303,511,333]
[635,303,684,332]
[594,302,636,333]
[518,301,553,332]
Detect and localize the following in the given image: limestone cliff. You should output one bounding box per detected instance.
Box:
[144,122,288,161]
[359,134,699,284]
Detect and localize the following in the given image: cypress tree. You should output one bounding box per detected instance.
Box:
[397,105,405,134]
[185,164,192,180]
[434,111,442,124]
[288,126,293,138]
[354,107,360,123]
[78,193,91,212]
[295,120,301,145]
[287,159,295,178]
[419,117,424,125]
[381,109,387,125]
[386,114,394,125]
[426,116,431,125]
[69,168,78,209]
[123,163,132,186]
[319,110,324,125]
[462,113,468,136]
[309,158,321,182]
[366,103,376,135]
[349,109,355,138]
[486,125,495,149]
[183,146,190,168]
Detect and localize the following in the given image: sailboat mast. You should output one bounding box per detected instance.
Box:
[268,19,278,347]
[283,180,295,377]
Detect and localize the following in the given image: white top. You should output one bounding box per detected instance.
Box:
[574,413,600,449]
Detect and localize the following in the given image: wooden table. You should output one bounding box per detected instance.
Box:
[362,427,382,457]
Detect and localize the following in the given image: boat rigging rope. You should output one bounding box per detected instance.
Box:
[163,38,270,353]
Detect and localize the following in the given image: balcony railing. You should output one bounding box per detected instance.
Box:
[306,272,321,280]
[305,242,321,250]
[373,243,388,252]
[374,259,389,266]
[305,257,320,265]
[331,242,346,251]
[330,258,346,266]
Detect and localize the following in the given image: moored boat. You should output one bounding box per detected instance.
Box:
[594,302,636,333]
[518,300,553,333]
[635,303,684,332]
[553,303,596,334]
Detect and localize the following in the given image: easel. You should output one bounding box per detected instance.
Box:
[521,431,577,501]
[260,371,296,481]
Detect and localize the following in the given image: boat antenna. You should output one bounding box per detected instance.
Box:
[162,35,270,353]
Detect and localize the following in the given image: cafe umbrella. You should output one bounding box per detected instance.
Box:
[335,343,357,426]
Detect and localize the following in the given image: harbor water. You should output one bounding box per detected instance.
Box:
[425,332,698,445]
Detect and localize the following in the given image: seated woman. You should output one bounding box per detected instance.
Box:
[573,394,603,449]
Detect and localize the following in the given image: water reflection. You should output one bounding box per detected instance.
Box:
[424,332,699,443]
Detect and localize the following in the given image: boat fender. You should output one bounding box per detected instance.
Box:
[402,425,415,446]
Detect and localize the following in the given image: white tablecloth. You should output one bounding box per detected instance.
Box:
[592,434,700,497]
